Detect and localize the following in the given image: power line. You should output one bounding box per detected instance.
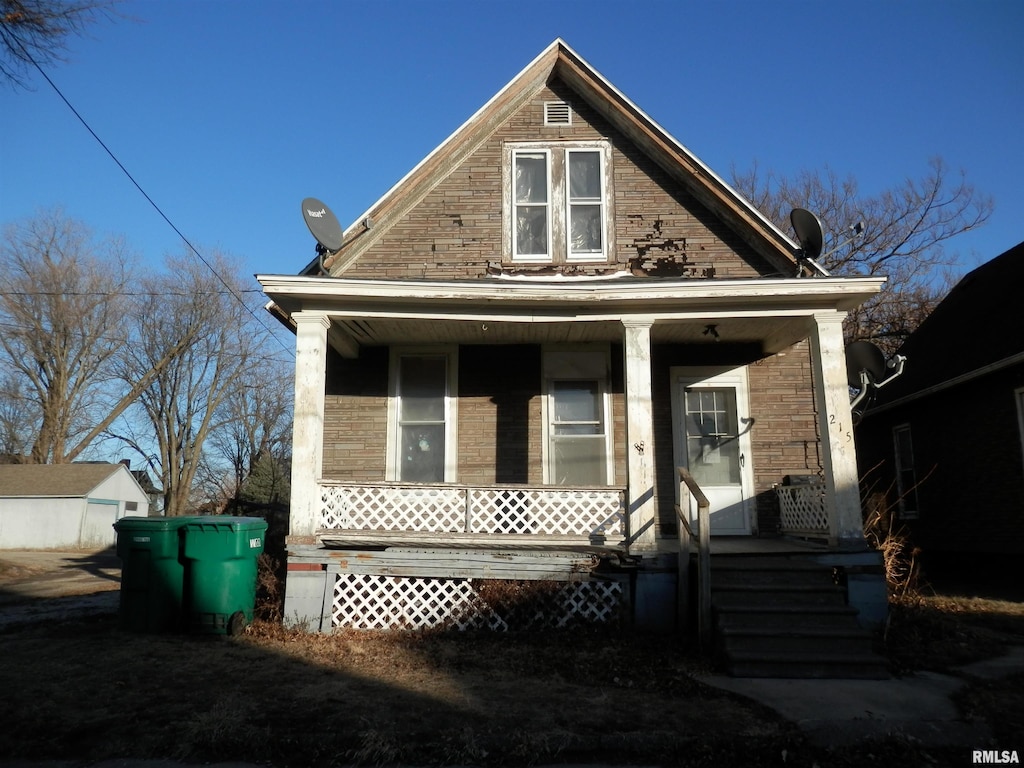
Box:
[15,42,295,359]
[0,289,267,297]
[0,319,295,367]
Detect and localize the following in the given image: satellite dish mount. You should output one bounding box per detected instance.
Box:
[845,340,906,423]
[301,197,345,274]
[789,208,865,277]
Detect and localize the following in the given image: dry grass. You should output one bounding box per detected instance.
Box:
[2,542,1022,766]
[0,618,806,767]
[1,596,1020,768]
[883,592,1024,673]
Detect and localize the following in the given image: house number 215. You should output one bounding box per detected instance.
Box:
[829,414,852,442]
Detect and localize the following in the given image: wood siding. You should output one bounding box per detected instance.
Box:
[339,79,776,281]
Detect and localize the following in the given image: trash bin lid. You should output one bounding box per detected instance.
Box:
[183,516,268,532]
[113,515,196,531]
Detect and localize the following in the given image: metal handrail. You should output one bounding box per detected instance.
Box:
[676,467,712,651]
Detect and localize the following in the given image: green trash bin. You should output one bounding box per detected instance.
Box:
[113,516,192,632]
[182,516,267,635]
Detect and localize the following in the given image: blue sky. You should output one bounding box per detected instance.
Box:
[1,0,1021,281]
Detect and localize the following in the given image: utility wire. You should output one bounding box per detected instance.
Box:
[16,43,295,359]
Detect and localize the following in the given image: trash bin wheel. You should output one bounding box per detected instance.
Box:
[227,611,248,636]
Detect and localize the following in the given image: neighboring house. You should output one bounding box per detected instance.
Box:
[856,241,1024,575]
[259,40,886,641]
[0,463,150,549]
[130,468,163,515]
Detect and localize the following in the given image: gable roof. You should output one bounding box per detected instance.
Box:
[0,463,134,498]
[320,38,805,278]
[872,240,1024,406]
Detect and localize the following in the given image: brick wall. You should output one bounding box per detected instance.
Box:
[457,346,542,485]
[747,340,822,535]
[322,347,389,480]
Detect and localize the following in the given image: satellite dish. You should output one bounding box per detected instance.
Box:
[845,340,887,388]
[845,341,907,423]
[301,197,344,254]
[790,208,825,260]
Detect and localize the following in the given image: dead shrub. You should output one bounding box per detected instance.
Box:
[863,493,922,598]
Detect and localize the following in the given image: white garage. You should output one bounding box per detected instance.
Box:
[0,463,151,550]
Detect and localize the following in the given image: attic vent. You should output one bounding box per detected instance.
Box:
[544,101,572,126]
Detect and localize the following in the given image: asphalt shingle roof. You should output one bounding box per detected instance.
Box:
[0,464,123,498]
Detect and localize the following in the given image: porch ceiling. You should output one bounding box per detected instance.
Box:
[259,274,885,358]
[330,315,809,352]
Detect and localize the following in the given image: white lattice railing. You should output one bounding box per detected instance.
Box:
[776,483,831,538]
[320,482,625,539]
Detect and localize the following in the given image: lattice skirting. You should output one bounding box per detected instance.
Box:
[332,573,624,631]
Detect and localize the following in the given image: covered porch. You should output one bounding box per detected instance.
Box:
[260,273,884,632]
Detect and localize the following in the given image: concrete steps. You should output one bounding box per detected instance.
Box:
[711,555,889,679]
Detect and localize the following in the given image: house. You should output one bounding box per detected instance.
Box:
[856,241,1024,588]
[130,467,163,515]
[259,40,888,664]
[0,463,150,549]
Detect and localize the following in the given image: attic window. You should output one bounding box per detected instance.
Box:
[504,140,613,264]
[544,101,571,126]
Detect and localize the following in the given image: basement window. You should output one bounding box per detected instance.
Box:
[504,141,613,264]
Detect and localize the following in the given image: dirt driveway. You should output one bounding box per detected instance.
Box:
[0,548,122,630]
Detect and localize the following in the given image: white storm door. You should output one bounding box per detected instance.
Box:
[673,367,754,536]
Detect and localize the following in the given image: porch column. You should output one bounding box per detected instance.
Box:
[622,319,657,552]
[290,312,331,538]
[808,311,864,546]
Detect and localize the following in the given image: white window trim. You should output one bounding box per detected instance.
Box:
[503,140,613,265]
[540,345,614,486]
[565,147,610,263]
[892,423,919,520]
[385,346,458,483]
[509,146,553,263]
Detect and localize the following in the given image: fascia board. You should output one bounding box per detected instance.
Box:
[258,274,885,316]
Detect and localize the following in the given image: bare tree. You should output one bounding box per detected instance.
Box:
[117,250,269,516]
[0,210,132,463]
[207,365,292,508]
[0,372,34,459]
[732,157,993,353]
[0,0,119,87]
[0,209,193,464]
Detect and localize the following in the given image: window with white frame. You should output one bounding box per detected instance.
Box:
[892,424,919,519]
[505,141,612,264]
[388,349,457,483]
[1017,388,1024,475]
[543,347,613,486]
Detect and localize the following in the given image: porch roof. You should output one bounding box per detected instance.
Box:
[260,273,884,356]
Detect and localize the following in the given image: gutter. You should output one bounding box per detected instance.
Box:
[864,350,1024,417]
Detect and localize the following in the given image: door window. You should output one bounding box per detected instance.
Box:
[684,387,741,486]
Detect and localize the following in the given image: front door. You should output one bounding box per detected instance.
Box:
[672,366,755,536]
